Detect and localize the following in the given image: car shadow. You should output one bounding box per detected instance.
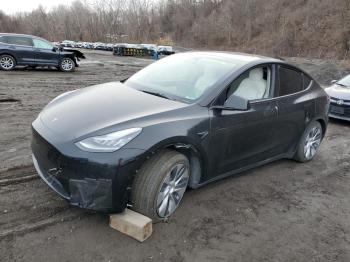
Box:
[329,118,350,125]
[11,66,59,72]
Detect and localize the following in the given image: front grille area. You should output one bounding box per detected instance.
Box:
[329,105,350,117]
[32,155,69,199]
[329,97,350,117]
[31,128,70,198]
[31,128,114,211]
[330,96,350,103]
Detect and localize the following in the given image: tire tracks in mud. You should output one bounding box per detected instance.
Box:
[0,169,88,239]
[0,211,84,239]
[0,165,38,185]
[0,174,38,186]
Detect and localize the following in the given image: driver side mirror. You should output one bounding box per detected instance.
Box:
[52,46,58,52]
[212,95,250,111]
[224,95,250,110]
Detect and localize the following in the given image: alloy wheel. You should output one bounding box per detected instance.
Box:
[0,56,14,70]
[304,126,322,160]
[156,163,189,218]
[61,58,73,71]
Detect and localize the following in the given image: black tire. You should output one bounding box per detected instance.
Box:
[294,121,322,163]
[0,55,16,71]
[131,149,190,222]
[59,57,75,72]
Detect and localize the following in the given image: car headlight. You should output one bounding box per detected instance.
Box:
[75,128,142,152]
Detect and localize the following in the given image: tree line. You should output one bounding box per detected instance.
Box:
[0,0,349,59]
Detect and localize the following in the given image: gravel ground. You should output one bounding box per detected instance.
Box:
[0,50,349,262]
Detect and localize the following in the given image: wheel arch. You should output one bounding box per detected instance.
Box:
[135,137,207,189]
[61,55,78,66]
[0,52,17,63]
[164,143,204,189]
[315,118,327,138]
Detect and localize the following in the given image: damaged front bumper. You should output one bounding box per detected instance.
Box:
[33,155,113,210]
[31,127,146,213]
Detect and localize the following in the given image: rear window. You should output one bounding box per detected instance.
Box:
[278,66,303,96]
[2,36,33,46]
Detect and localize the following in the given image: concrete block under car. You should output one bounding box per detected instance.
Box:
[109,209,153,242]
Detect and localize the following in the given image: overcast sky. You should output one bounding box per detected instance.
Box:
[1,0,78,14]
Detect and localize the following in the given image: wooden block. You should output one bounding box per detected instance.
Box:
[109,209,152,242]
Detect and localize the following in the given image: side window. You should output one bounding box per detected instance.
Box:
[1,36,9,44]
[303,74,312,89]
[5,36,33,46]
[278,66,303,96]
[0,36,8,44]
[226,66,271,101]
[33,39,53,49]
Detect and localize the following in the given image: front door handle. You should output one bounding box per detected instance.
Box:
[264,106,278,117]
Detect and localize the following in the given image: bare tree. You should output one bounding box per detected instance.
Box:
[0,0,348,59]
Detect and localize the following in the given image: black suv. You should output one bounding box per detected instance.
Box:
[0,33,79,72]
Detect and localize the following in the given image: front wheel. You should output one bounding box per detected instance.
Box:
[59,57,75,72]
[294,121,323,162]
[0,55,16,70]
[131,150,190,222]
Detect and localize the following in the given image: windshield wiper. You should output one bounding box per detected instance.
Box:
[140,90,174,100]
[336,83,347,87]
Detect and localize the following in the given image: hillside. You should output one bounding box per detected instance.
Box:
[0,0,349,59]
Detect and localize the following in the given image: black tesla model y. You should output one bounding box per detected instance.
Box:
[31,52,329,220]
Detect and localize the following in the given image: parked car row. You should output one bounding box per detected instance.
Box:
[58,40,175,56]
[113,44,175,57]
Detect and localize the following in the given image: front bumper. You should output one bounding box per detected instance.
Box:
[33,154,113,210]
[328,99,350,121]
[328,113,350,121]
[31,127,146,213]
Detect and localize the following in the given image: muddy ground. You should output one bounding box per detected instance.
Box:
[0,50,349,261]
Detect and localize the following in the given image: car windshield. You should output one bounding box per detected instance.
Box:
[125,53,257,102]
[337,75,350,87]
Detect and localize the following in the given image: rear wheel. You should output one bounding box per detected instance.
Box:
[59,57,75,72]
[131,150,190,222]
[0,55,16,70]
[294,121,322,162]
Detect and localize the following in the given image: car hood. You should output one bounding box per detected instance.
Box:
[39,82,188,140]
[325,85,350,100]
